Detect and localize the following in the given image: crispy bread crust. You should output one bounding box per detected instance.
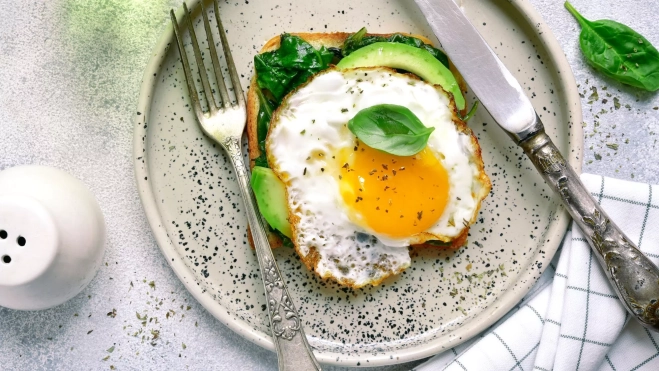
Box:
[246,33,488,267]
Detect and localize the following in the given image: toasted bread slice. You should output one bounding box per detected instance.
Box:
[246,32,472,249]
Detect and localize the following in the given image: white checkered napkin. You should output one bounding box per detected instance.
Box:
[416,174,659,371]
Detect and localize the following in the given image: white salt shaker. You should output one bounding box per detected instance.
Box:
[0,165,105,310]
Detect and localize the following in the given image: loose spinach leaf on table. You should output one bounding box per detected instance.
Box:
[342,27,450,68]
[565,1,659,91]
[254,33,333,101]
[348,104,435,157]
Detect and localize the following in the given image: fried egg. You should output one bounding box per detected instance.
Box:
[266,67,490,288]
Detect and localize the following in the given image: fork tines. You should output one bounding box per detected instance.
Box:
[170,0,244,118]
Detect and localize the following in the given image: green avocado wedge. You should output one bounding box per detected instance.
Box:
[336,42,465,110]
[250,166,292,238]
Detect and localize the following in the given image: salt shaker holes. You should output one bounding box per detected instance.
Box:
[17,236,26,246]
[1,230,15,264]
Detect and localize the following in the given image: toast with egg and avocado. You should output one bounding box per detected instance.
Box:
[246,29,491,288]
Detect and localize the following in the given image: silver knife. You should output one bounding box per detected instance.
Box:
[414,0,659,331]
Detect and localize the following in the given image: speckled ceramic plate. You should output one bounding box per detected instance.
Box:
[134,0,582,366]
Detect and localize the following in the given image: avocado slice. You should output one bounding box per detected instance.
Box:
[250,166,292,238]
[336,42,465,110]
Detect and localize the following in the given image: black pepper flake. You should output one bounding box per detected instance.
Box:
[399,166,406,171]
[303,167,307,175]
[381,175,389,181]
[341,108,348,113]
[417,211,423,220]
[321,168,325,172]
[382,164,388,170]
[369,169,377,175]
[355,196,363,203]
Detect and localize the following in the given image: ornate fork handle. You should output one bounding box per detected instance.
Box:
[223,136,321,370]
[520,129,659,330]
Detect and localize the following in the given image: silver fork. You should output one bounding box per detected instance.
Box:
[170,2,321,370]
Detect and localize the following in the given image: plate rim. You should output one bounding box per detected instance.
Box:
[133,0,583,366]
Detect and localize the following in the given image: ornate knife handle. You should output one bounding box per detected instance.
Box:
[519,128,659,331]
[223,137,322,370]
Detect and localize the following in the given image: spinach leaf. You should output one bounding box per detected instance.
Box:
[343,28,387,56]
[253,55,297,101]
[255,86,274,167]
[348,104,435,156]
[254,156,269,168]
[255,34,334,101]
[389,34,450,68]
[342,27,449,68]
[272,228,295,248]
[425,240,452,247]
[460,101,479,122]
[565,1,659,91]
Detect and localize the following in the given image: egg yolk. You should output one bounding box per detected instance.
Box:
[338,141,450,237]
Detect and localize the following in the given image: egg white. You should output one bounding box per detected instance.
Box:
[266,67,489,287]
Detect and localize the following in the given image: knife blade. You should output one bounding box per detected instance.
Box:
[414,0,659,331]
[414,0,538,139]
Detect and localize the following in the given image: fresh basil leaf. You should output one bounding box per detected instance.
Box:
[565,1,659,91]
[348,104,435,156]
[342,28,450,68]
[255,34,334,101]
